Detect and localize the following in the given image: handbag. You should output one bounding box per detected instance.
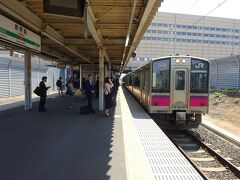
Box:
[34,86,41,96]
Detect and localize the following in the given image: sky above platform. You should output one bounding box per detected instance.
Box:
[159,0,240,20]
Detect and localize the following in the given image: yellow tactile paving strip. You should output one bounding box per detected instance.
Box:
[119,87,203,180]
[119,87,154,180]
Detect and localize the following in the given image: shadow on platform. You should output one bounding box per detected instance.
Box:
[0,95,125,180]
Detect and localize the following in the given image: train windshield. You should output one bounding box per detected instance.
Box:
[191,59,209,93]
[152,59,170,93]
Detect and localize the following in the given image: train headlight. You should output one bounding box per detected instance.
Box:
[181,59,186,63]
[176,59,180,63]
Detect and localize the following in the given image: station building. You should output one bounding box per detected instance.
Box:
[127,12,240,70]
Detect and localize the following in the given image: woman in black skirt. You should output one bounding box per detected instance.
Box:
[104,77,114,117]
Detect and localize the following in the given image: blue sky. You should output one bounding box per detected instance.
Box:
[159,0,240,19]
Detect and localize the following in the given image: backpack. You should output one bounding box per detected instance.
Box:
[56,80,61,87]
[33,86,41,96]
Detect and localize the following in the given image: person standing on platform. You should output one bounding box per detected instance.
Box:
[104,77,114,117]
[85,73,95,113]
[38,76,50,112]
[56,77,64,96]
[66,80,74,108]
[95,77,99,98]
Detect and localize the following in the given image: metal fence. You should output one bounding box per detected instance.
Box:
[210,55,240,90]
[0,56,65,98]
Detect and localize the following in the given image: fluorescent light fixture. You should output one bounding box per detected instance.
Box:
[125,36,129,47]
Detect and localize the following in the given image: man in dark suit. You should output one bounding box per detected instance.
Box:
[38,76,50,112]
[85,73,95,113]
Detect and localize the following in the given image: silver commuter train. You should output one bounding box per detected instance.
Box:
[122,55,210,129]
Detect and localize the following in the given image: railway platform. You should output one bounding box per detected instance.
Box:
[0,87,203,180]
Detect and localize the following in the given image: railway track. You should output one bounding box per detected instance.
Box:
[164,130,240,180]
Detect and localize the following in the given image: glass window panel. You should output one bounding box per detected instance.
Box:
[152,59,170,93]
[175,71,185,90]
[191,59,209,93]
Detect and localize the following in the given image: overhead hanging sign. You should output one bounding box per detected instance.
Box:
[43,0,86,18]
[0,15,41,51]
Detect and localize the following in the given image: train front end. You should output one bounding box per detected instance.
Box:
[151,56,210,129]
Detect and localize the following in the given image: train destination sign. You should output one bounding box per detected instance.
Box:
[43,0,86,18]
[0,15,41,51]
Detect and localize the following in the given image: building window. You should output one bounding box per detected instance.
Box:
[163,31,168,34]
[222,28,227,32]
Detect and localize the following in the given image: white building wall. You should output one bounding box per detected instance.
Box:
[127,12,240,69]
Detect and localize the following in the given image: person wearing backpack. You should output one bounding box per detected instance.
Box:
[38,76,50,112]
[56,77,64,96]
[66,80,74,108]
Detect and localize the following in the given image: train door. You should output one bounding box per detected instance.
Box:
[171,68,189,110]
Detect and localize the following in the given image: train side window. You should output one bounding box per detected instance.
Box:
[152,59,170,93]
[175,71,185,90]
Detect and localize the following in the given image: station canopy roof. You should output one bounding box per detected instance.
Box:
[0,0,163,71]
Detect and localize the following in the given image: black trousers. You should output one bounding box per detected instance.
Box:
[39,96,46,111]
[87,95,93,112]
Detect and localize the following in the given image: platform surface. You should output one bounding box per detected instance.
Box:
[0,87,204,180]
[0,94,126,180]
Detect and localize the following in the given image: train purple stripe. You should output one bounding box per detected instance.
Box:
[152,95,170,106]
[190,96,208,106]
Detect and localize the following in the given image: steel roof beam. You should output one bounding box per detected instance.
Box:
[123,0,160,70]
[86,0,110,63]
